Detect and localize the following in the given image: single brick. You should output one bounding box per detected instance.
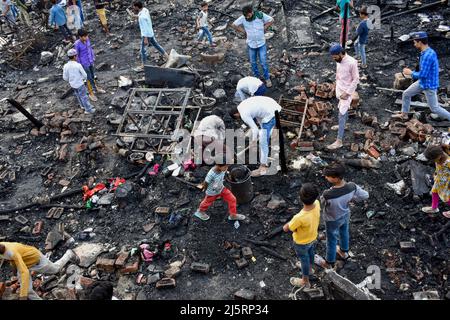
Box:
[235,258,249,269]
[95,258,116,272]
[79,276,95,289]
[155,278,176,289]
[367,146,380,159]
[155,207,170,215]
[190,262,210,274]
[32,221,44,235]
[115,251,129,268]
[399,241,415,252]
[241,247,253,259]
[121,261,139,274]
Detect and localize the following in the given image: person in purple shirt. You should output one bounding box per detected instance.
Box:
[74,29,106,101]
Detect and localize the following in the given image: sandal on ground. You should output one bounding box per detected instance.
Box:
[228,214,246,221]
[336,248,350,261]
[290,277,311,289]
[422,206,439,214]
[194,211,210,221]
[443,211,450,218]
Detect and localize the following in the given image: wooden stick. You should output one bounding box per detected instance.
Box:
[296,98,309,141]
[376,87,404,93]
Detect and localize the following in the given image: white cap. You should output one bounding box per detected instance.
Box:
[67,48,77,57]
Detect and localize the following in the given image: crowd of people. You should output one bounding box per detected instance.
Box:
[0,0,449,299]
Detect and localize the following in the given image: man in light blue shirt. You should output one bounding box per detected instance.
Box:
[48,0,74,42]
[0,0,16,24]
[231,5,274,87]
[133,1,168,69]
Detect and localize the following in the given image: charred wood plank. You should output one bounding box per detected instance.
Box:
[6,98,44,128]
[257,246,287,260]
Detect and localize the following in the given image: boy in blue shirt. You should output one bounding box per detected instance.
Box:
[353,6,370,68]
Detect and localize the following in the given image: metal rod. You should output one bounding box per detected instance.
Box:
[312,7,336,21]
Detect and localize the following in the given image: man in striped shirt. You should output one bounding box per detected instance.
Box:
[400,31,450,121]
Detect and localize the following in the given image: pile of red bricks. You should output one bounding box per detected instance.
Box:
[95,251,139,275]
[389,118,433,142]
[279,96,333,129]
[284,82,361,130]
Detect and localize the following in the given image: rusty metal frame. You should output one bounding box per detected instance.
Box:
[115,88,202,154]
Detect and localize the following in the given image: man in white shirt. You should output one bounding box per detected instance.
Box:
[63,48,95,113]
[230,96,281,177]
[133,1,168,69]
[235,76,267,102]
[231,5,274,87]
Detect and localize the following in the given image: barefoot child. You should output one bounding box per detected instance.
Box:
[283,183,320,289]
[320,163,368,268]
[194,163,246,221]
[421,144,450,218]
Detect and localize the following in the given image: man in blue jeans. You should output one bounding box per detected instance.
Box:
[231,5,274,88]
[230,96,281,177]
[49,0,75,43]
[320,163,368,269]
[133,0,168,70]
[398,31,450,121]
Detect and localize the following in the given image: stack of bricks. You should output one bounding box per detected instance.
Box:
[405,118,433,142]
[95,251,139,274]
[280,96,333,129]
[313,82,336,99]
[389,119,433,142]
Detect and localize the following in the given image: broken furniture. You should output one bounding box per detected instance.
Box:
[115,88,202,155]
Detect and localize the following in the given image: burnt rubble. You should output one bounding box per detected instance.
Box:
[0,0,449,301]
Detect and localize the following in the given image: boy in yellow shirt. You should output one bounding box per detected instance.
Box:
[283,183,320,289]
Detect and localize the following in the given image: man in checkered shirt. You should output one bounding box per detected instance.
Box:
[400,31,450,121]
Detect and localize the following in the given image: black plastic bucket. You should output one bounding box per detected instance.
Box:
[226,165,254,204]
